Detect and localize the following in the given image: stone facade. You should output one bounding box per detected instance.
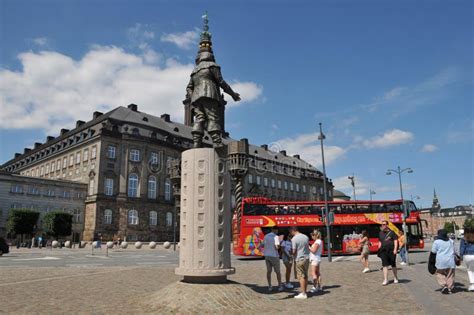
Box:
[420,206,473,236]
[1,105,333,242]
[0,171,87,238]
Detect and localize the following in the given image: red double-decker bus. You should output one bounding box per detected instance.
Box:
[232,197,425,256]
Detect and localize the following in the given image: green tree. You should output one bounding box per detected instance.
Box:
[443,221,459,234]
[6,209,40,240]
[463,218,474,230]
[43,212,73,239]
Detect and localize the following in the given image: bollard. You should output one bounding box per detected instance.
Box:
[106,241,114,249]
[64,241,71,248]
[163,241,171,249]
[149,241,157,249]
[135,241,142,249]
[121,241,128,249]
[52,240,59,248]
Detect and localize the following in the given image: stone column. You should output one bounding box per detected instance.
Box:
[175,148,235,283]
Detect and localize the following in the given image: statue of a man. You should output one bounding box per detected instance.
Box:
[185,51,241,148]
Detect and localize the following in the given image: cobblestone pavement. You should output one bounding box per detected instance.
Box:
[0,250,472,314]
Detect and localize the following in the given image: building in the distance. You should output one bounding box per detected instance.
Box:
[0,171,87,238]
[1,105,333,242]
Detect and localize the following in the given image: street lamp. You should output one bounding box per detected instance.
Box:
[369,189,376,201]
[318,122,332,262]
[348,175,356,201]
[386,166,413,264]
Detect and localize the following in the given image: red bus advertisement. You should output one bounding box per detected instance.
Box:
[232,197,425,256]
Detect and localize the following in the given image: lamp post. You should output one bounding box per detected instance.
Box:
[369,189,376,201]
[318,122,332,262]
[386,166,413,264]
[348,175,356,201]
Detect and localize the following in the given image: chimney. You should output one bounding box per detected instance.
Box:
[161,114,170,122]
[260,144,268,150]
[34,142,42,149]
[93,111,103,119]
[240,138,249,146]
[293,154,300,159]
[127,104,138,112]
[46,136,55,142]
[76,120,85,128]
[280,150,287,156]
[24,148,31,154]
[60,128,69,135]
[14,153,21,158]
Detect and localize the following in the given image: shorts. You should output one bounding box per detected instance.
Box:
[295,258,310,280]
[265,256,281,274]
[379,250,397,267]
[282,256,293,267]
[310,257,321,266]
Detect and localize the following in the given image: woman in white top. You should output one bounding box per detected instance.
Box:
[309,229,323,293]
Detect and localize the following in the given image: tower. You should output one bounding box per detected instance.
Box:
[431,188,441,214]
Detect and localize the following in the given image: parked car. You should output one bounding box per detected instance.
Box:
[0,237,9,256]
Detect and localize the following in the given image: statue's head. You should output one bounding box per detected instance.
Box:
[195,51,215,64]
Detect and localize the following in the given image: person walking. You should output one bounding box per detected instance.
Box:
[290,226,310,299]
[459,225,474,291]
[432,229,457,294]
[309,229,323,293]
[359,230,370,273]
[280,233,294,289]
[398,234,408,266]
[263,225,283,292]
[378,220,399,285]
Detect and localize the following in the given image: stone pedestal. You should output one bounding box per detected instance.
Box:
[175,148,235,282]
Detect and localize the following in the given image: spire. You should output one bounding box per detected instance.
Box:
[432,188,441,213]
[199,11,213,53]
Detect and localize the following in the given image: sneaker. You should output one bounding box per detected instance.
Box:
[441,286,449,294]
[400,262,407,266]
[363,268,370,273]
[309,286,317,293]
[294,292,308,299]
[382,280,388,286]
[285,282,294,289]
[268,286,273,292]
[278,285,285,292]
[393,278,399,284]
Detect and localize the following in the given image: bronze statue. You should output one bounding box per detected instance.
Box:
[185,13,241,148]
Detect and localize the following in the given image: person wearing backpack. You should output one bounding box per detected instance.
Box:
[432,229,456,294]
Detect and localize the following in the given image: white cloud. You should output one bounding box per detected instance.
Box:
[226,81,263,107]
[161,30,199,49]
[0,46,263,134]
[420,144,438,153]
[272,132,347,168]
[32,37,49,47]
[358,129,414,149]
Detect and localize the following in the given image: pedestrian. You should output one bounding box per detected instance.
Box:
[290,226,310,299]
[459,224,474,291]
[309,229,323,293]
[263,225,283,292]
[399,234,408,266]
[378,220,399,285]
[432,229,457,294]
[359,230,370,273]
[280,233,294,289]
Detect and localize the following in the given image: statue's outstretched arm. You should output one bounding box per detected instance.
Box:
[212,67,241,101]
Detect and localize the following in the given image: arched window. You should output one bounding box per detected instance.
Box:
[148,176,157,199]
[149,211,157,226]
[166,212,173,227]
[128,209,138,225]
[128,173,139,197]
[164,178,171,201]
[104,209,112,224]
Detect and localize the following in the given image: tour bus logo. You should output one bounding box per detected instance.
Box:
[245,218,264,225]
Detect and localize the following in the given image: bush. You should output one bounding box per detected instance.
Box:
[443,221,460,234]
[464,218,474,231]
[6,209,40,236]
[43,212,73,238]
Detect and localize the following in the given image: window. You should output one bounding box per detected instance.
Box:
[73,209,82,223]
[26,171,30,176]
[128,174,139,197]
[104,209,112,225]
[107,145,116,159]
[148,176,157,199]
[69,155,74,166]
[62,191,71,198]
[248,174,253,184]
[91,146,97,159]
[271,179,275,188]
[45,164,50,173]
[290,183,294,191]
[278,180,282,189]
[296,184,300,192]
[89,178,95,195]
[36,167,39,176]
[149,211,157,226]
[104,178,114,196]
[84,149,89,161]
[256,176,261,185]
[57,159,61,170]
[128,209,138,225]
[150,152,159,165]
[284,181,288,190]
[130,149,140,162]
[303,185,306,193]
[29,186,40,195]
[40,166,44,176]
[263,177,268,187]
[51,161,55,172]
[45,189,55,197]
[164,178,171,201]
[166,212,173,227]
[11,184,23,193]
[319,187,324,195]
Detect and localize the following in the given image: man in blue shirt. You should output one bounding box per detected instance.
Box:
[432,229,456,294]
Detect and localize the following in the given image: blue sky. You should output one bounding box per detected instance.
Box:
[0,0,472,208]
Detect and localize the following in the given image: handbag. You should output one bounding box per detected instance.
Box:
[428,252,437,275]
[454,253,461,266]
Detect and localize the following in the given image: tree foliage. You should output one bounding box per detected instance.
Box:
[443,221,460,234]
[6,209,40,236]
[42,212,73,238]
[464,218,474,230]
